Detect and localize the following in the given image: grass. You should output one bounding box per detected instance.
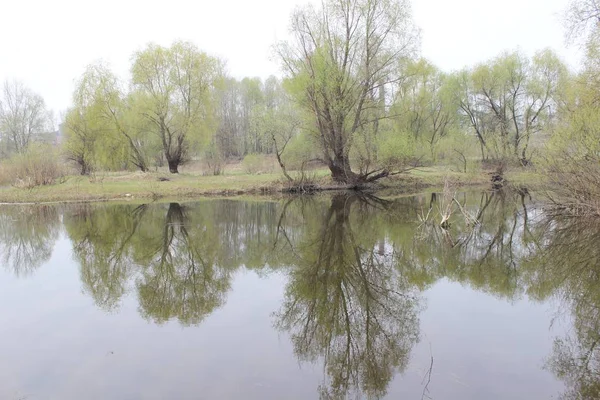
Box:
[0,163,544,204]
[0,172,285,203]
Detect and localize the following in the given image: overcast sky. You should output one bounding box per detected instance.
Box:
[0,0,581,117]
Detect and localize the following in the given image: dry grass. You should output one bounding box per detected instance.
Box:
[0,145,67,188]
[0,161,544,204]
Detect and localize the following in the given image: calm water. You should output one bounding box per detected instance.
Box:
[0,192,597,399]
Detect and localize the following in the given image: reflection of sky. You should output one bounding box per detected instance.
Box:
[389,279,567,399]
[0,232,567,400]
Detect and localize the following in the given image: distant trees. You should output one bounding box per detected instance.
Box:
[0,7,589,188]
[64,42,221,175]
[63,42,308,176]
[0,80,54,156]
[565,0,600,47]
[392,59,456,160]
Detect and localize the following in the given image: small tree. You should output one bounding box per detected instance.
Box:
[0,80,53,156]
[250,77,302,181]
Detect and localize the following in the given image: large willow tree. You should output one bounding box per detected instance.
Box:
[277,0,419,184]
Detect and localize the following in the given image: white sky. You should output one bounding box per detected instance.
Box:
[0,0,581,117]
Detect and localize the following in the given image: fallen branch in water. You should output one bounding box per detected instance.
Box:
[421,344,434,400]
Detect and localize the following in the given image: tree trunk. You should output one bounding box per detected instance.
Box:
[167,158,179,174]
[328,155,360,184]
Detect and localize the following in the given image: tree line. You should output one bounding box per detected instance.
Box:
[0,0,597,188]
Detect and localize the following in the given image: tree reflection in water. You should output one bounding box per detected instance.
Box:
[65,203,147,310]
[273,194,422,399]
[0,205,61,277]
[2,191,600,398]
[527,216,600,399]
[64,200,281,322]
[135,203,232,326]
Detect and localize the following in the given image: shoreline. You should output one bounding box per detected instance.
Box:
[0,168,540,205]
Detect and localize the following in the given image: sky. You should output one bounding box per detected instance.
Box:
[0,0,581,117]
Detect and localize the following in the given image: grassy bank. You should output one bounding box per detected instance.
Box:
[0,166,542,204]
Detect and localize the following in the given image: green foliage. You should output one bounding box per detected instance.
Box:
[131,41,221,172]
[277,0,420,183]
[63,62,149,173]
[548,69,600,160]
[392,59,457,161]
[541,19,600,215]
[282,131,319,170]
[376,131,416,169]
[451,49,568,163]
[65,42,222,176]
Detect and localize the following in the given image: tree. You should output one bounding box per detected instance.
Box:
[213,77,242,162]
[565,0,600,47]
[131,41,221,173]
[451,50,567,164]
[0,79,53,156]
[277,0,419,184]
[64,63,152,173]
[63,106,97,175]
[240,77,265,154]
[392,59,455,160]
[251,76,302,181]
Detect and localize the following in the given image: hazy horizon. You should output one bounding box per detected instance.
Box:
[0,0,582,117]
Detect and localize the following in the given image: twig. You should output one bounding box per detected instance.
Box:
[421,343,434,400]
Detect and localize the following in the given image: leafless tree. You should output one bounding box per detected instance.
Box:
[0,80,53,155]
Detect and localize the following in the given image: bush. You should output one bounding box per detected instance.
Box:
[0,144,66,188]
[201,143,225,176]
[377,131,416,168]
[242,154,273,174]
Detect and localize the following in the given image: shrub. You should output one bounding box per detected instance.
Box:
[376,131,416,168]
[201,143,225,176]
[0,144,66,188]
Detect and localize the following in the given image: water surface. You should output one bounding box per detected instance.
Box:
[0,192,597,399]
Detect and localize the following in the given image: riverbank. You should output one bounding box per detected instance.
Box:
[0,167,542,204]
